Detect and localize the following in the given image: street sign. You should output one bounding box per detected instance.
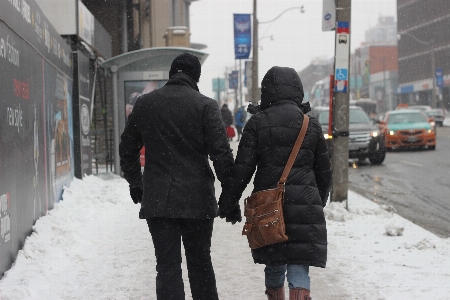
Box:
[322,0,336,31]
[334,22,350,93]
[212,78,225,92]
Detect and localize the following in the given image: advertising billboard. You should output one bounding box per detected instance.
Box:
[0,0,73,277]
[124,80,167,120]
[72,51,92,178]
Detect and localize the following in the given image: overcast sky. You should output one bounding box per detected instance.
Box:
[190,0,397,100]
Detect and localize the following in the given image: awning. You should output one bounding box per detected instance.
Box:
[100,47,209,72]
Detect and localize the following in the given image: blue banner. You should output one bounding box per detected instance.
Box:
[234,14,251,59]
[436,68,444,88]
[229,71,239,90]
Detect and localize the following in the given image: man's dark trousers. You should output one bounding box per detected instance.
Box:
[146,217,219,300]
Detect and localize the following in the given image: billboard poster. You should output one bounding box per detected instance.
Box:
[0,0,74,277]
[72,51,92,178]
[0,22,46,275]
[78,0,95,46]
[44,61,74,208]
[233,14,251,60]
[124,80,166,167]
[124,80,166,120]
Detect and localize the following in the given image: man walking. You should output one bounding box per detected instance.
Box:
[119,53,239,300]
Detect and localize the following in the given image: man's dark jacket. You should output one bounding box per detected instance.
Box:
[221,67,332,268]
[120,73,235,219]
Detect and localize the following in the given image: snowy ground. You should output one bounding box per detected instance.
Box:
[0,145,449,299]
[443,116,450,127]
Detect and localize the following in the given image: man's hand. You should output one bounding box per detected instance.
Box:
[218,204,242,225]
[129,187,143,204]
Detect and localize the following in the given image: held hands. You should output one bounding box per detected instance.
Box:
[129,187,143,204]
[218,204,242,225]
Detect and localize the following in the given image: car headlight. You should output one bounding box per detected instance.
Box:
[324,133,333,139]
[427,129,432,133]
[370,130,380,137]
[389,130,396,136]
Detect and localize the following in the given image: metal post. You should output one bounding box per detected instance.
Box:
[331,0,351,203]
[252,0,259,105]
[111,65,120,175]
[383,56,387,111]
[431,45,436,108]
[217,76,220,103]
[239,59,243,108]
[121,2,128,53]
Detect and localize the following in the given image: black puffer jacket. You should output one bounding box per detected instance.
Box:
[221,67,332,267]
[120,73,235,219]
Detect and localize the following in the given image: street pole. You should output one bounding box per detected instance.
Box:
[239,60,243,108]
[252,0,259,105]
[331,0,351,203]
[217,76,220,103]
[431,45,437,108]
[383,56,387,111]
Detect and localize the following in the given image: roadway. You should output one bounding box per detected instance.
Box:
[348,126,450,237]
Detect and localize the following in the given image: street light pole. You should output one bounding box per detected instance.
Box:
[431,45,436,108]
[252,0,259,105]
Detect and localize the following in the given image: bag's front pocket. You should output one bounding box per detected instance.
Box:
[243,222,264,249]
[258,215,287,246]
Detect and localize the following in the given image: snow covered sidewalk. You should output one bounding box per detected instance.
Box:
[0,172,449,299]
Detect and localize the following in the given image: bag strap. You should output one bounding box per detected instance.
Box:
[278,115,309,186]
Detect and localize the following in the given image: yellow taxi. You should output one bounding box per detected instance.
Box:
[380,109,436,150]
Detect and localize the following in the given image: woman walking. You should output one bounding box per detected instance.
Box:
[218,66,332,300]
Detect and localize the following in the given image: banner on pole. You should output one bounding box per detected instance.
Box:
[229,71,239,90]
[233,14,252,59]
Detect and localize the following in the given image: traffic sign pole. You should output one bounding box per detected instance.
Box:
[331,0,351,203]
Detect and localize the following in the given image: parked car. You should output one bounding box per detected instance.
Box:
[380,109,436,150]
[424,108,445,127]
[309,106,386,164]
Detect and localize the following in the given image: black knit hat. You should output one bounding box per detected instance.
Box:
[169,53,201,83]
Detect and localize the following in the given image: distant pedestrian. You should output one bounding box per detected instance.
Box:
[220,103,234,141]
[119,53,236,300]
[234,106,247,140]
[218,66,332,300]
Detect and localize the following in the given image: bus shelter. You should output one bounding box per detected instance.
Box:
[101,47,209,174]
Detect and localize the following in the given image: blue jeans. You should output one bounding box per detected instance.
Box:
[265,264,310,290]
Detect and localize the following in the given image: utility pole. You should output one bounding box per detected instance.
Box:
[431,44,437,108]
[331,0,351,203]
[239,60,243,108]
[251,0,259,105]
[382,56,388,111]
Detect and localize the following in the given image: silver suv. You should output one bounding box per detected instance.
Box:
[309,106,386,165]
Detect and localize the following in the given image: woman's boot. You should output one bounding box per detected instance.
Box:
[265,286,285,300]
[289,288,311,300]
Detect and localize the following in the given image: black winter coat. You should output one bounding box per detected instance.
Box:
[220,106,233,127]
[221,67,332,268]
[120,73,235,219]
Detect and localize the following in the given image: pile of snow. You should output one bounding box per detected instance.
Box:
[0,175,449,299]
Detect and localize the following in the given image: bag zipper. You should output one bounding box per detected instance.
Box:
[259,217,279,228]
[248,209,279,220]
